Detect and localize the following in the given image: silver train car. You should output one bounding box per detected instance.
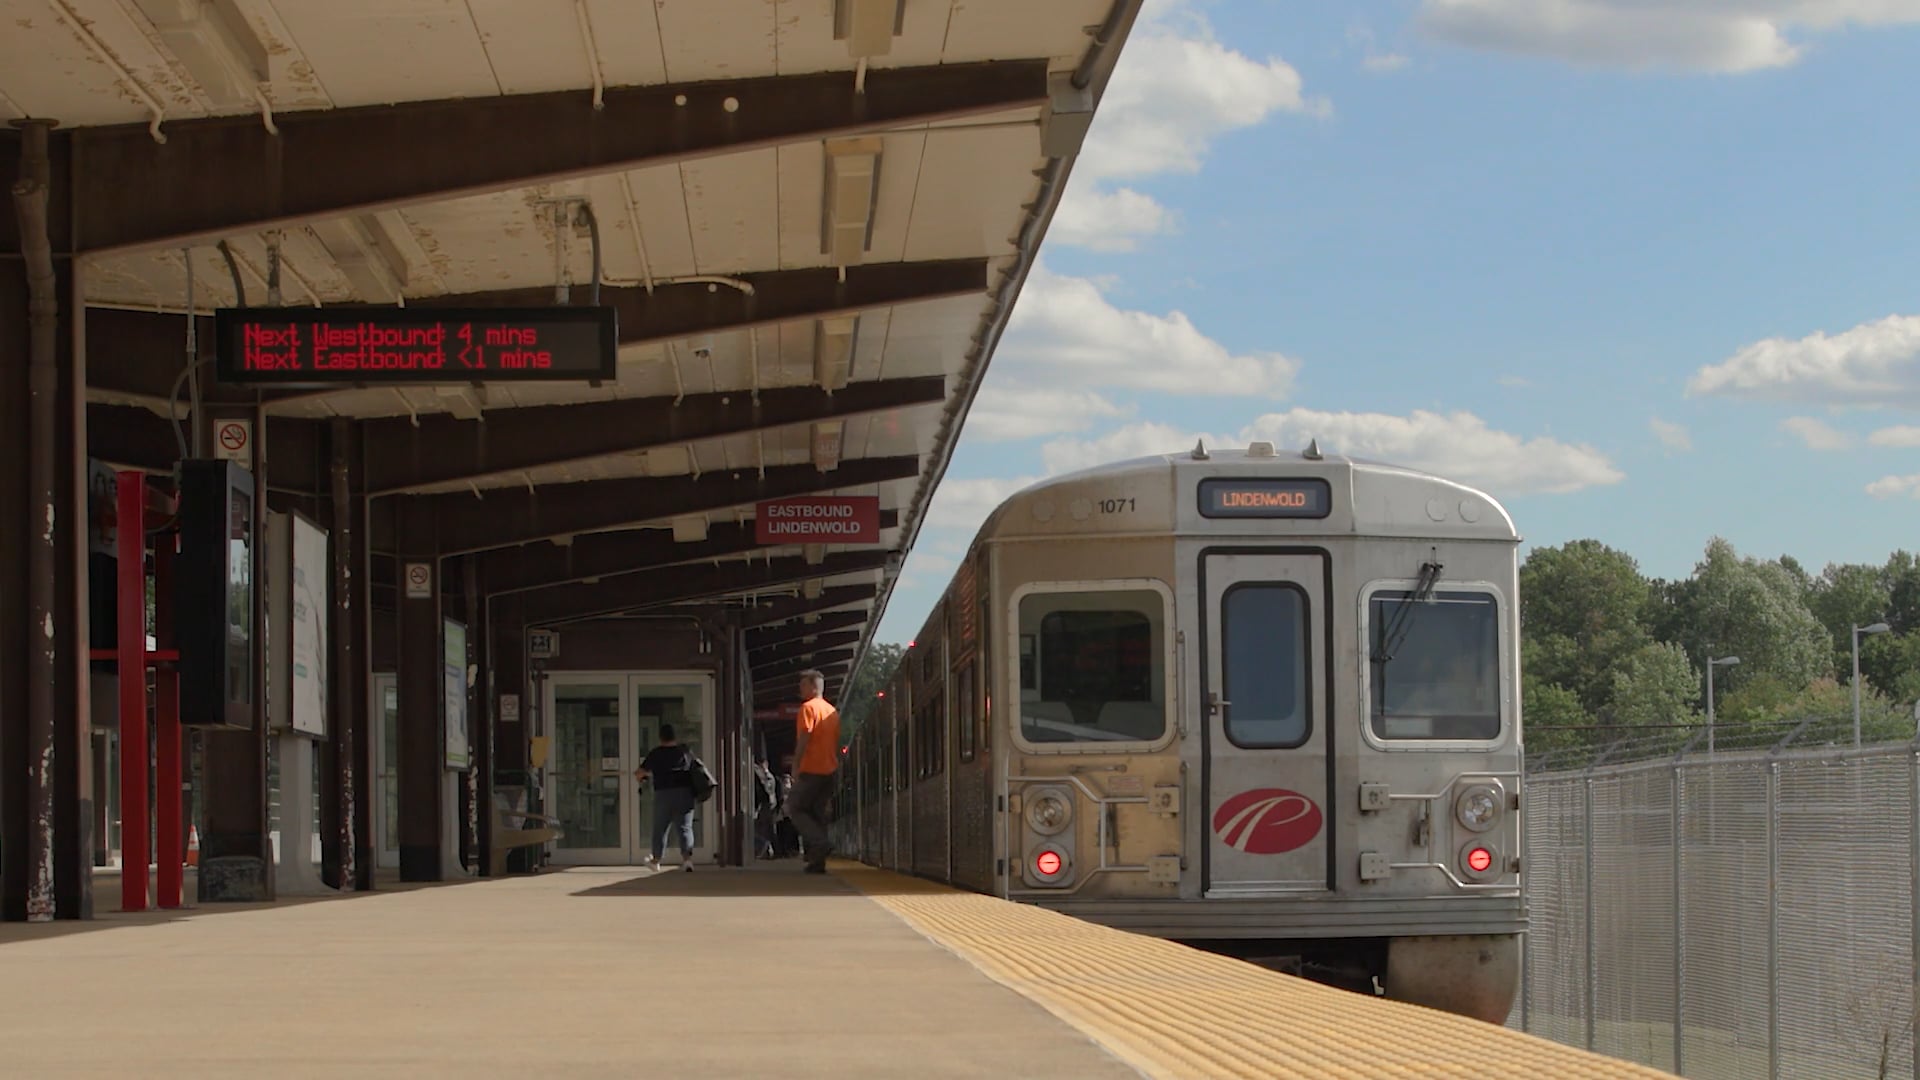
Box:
[837,442,1524,1023]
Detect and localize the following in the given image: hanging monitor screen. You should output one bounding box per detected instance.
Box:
[213,307,618,385]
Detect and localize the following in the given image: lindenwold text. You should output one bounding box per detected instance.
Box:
[240,322,555,372]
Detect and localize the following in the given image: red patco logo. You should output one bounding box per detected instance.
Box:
[1212,789,1323,855]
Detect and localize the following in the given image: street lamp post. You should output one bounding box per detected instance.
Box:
[1852,622,1892,747]
[1706,655,1740,755]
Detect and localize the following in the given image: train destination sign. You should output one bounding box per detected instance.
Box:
[213,307,618,385]
[1198,477,1333,520]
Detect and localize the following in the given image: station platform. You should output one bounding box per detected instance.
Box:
[0,863,1668,1079]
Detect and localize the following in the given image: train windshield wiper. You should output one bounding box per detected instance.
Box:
[1370,559,1443,665]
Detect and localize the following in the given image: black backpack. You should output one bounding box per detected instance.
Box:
[688,755,717,803]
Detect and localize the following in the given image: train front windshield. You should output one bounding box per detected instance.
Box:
[1367,589,1501,741]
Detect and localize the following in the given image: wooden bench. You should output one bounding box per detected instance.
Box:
[490,807,563,876]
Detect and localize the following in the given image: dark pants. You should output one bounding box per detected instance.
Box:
[787,772,835,864]
[651,786,696,861]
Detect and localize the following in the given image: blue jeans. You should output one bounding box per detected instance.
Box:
[651,786,696,861]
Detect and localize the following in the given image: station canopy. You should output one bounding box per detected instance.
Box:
[4,0,1138,702]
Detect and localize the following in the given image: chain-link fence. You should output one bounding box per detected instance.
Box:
[1509,716,1920,1079]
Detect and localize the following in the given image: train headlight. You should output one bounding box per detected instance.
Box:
[1026,789,1073,836]
[1455,784,1502,834]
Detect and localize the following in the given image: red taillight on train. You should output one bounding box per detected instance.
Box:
[1466,846,1493,873]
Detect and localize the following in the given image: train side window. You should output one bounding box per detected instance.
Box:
[1221,583,1310,748]
[1367,588,1502,741]
[956,662,976,762]
[1016,587,1168,746]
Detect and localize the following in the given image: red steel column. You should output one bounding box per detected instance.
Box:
[115,470,148,913]
[154,530,181,910]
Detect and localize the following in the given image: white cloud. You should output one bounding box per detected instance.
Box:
[1001,265,1300,396]
[1040,421,1216,475]
[1238,409,1623,496]
[1049,185,1175,252]
[1868,474,1920,500]
[1364,52,1413,72]
[1053,5,1329,251]
[966,384,1131,442]
[1040,410,1624,498]
[1497,374,1533,388]
[922,476,1039,533]
[1417,0,1920,73]
[1870,425,1920,447]
[1780,416,1853,451]
[1688,314,1920,408]
[1649,417,1693,453]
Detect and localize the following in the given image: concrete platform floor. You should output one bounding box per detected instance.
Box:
[0,863,1137,1079]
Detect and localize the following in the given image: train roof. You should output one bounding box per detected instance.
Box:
[974,442,1520,545]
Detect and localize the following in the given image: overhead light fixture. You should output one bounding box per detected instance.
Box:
[1040,72,1097,159]
[821,138,882,266]
[814,316,857,391]
[833,0,903,59]
[811,418,845,473]
[309,215,412,302]
[434,386,485,421]
[802,578,823,600]
[135,0,270,107]
[803,544,826,566]
[672,516,708,543]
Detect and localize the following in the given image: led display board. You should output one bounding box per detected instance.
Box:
[1197,477,1333,520]
[213,307,617,385]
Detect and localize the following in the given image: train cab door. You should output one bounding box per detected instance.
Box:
[1200,550,1332,897]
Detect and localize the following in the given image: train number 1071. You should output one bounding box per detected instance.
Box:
[1097,497,1136,514]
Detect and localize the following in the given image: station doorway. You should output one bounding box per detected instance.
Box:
[544,673,718,866]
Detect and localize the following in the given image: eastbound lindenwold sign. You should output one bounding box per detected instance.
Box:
[754,496,882,544]
[213,307,618,385]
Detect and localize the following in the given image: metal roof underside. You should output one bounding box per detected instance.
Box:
[1,0,1142,695]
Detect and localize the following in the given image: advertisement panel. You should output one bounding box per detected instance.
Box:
[444,618,470,770]
[291,514,329,737]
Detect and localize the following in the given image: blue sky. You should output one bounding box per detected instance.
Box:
[876,0,1920,644]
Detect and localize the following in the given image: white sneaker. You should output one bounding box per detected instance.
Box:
[682,856,695,872]
[642,855,659,870]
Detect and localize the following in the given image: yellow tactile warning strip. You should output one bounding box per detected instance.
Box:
[834,862,1672,1080]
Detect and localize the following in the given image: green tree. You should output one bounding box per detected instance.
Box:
[1518,540,1654,714]
[1886,551,1920,634]
[1665,537,1832,692]
[1521,680,1590,754]
[1607,641,1701,730]
[840,641,906,736]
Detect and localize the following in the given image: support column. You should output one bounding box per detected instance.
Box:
[3,121,93,922]
[466,557,492,876]
[395,498,444,881]
[321,417,373,890]
[197,402,271,903]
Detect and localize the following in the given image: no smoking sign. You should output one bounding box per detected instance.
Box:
[404,562,432,599]
[214,420,252,462]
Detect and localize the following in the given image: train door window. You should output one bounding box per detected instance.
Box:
[1365,587,1503,741]
[1221,583,1311,748]
[1014,584,1170,747]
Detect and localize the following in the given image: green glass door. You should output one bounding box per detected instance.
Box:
[550,682,626,860]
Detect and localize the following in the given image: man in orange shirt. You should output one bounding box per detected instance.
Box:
[786,669,841,874]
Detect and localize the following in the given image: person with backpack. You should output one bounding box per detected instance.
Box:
[633,723,703,872]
